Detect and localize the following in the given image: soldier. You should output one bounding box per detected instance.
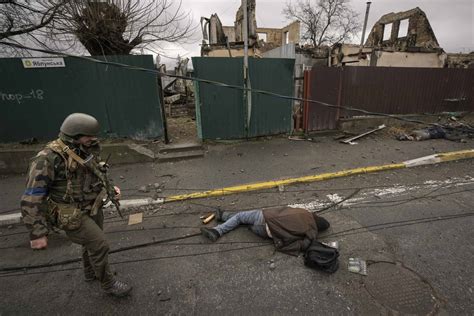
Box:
[20,113,132,297]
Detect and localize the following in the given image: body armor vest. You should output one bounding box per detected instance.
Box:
[46,139,102,205]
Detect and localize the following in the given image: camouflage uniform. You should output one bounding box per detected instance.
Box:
[20,133,115,289]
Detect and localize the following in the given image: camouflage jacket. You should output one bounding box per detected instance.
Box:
[20,138,105,240]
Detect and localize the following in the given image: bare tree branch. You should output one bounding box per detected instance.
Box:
[0,0,196,56]
[0,0,62,41]
[283,0,361,47]
[48,0,196,55]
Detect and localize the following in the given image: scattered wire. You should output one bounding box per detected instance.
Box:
[2,178,473,215]
[322,211,474,239]
[317,188,361,214]
[2,181,472,242]
[343,186,474,210]
[105,177,474,195]
[0,232,199,273]
[101,179,474,221]
[0,243,271,278]
[2,211,473,278]
[2,182,472,243]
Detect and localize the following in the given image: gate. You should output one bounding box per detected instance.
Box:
[193,57,295,140]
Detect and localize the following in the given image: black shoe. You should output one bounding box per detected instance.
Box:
[104,280,133,297]
[215,209,224,222]
[200,228,220,242]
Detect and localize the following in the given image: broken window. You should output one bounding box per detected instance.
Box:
[398,19,409,38]
[258,32,267,42]
[383,23,392,41]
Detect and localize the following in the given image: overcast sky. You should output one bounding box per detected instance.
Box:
[158,0,473,66]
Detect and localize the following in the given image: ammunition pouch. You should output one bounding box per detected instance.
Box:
[48,199,83,231]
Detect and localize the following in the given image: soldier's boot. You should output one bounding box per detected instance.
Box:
[103,280,133,297]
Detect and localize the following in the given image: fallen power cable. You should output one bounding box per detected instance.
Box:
[1,211,473,277]
[0,232,200,273]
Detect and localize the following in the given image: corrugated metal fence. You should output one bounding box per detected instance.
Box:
[193,57,295,139]
[0,55,163,142]
[304,67,474,131]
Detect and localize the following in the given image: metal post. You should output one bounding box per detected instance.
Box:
[242,0,251,137]
[243,0,248,72]
[359,2,372,51]
[156,72,169,144]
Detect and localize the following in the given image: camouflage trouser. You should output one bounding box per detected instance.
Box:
[64,210,115,289]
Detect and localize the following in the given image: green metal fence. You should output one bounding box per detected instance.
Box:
[248,58,294,137]
[0,55,163,142]
[193,57,295,140]
[193,58,246,139]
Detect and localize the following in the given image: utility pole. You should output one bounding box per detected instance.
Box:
[359,1,372,55]
[242,0,251,137]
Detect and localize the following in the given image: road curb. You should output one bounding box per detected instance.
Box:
[1,149,473,227]
[0,213,22,226]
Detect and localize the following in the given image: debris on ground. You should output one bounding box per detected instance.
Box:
[341,125,386,145]
[348,258,367,275]
[202,213,215,224]
[288,136,312,141]
[138,186,149,193]
[128,213,143,225]
[322,241,339,250]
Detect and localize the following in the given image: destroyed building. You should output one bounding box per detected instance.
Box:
[200,0,300,57]
[365,7,440,50]
[331,7,447,68]
[446,52,474,69]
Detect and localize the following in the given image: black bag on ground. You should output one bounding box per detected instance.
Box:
[304,240,339,273]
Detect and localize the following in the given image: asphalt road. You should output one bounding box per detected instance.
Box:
[0,136,473,314]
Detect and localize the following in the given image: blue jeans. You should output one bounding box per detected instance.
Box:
[214,209,268,238]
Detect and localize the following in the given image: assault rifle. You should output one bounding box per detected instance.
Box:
[84,154,123,219]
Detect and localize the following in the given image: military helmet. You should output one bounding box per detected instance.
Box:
[60,113,100,137]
